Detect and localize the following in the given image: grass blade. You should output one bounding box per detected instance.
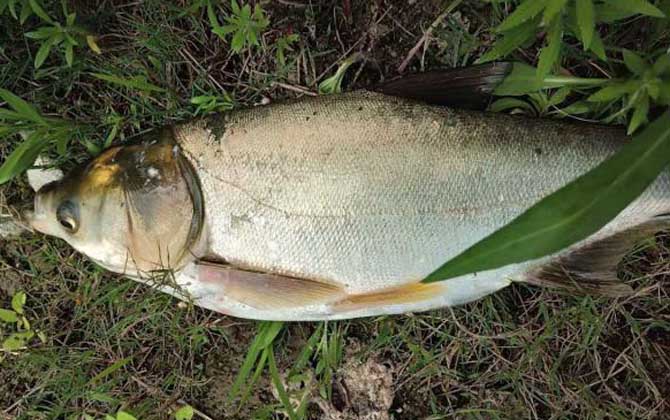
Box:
[91,73,166,93]
[0,88,46,125]
[423,110,670,283]
[576,0,595,49]
[0,131,48,185]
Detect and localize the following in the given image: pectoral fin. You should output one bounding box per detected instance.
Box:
[376,62,512,110]
[331,282,444,313]
[196,261,346,309]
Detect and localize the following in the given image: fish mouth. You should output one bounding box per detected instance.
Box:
[23,195,47,234]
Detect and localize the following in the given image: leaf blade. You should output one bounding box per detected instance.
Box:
[423,110,670,283]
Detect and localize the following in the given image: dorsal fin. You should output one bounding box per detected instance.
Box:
[523,219,670,297]
[375,62,513,110]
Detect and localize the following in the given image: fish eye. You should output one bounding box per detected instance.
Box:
[56,200,79,234]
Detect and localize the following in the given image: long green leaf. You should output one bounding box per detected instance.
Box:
[0,88,46,125]
[423,110,670,283]
[477,17,540,63]
[606,0,665,18]
[497,0,547,32]
[576,0,595,49]
[0,131,48,185]
[536,19,563,82]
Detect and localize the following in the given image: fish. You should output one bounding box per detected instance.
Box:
[25,65,670,321]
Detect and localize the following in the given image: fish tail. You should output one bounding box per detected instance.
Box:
[519,216,670,297]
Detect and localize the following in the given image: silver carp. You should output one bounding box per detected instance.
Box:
[27,91,670,320]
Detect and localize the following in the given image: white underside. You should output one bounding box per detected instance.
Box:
[138,262,515,321]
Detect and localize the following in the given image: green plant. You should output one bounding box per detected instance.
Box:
[1,0,42,23]
[174,405,194,420]
[275,33,299,67]
[0,291,46,356]
[190,92,235,115]
[0,88,81,184]
[208,0,269,53]
[479,0,666,82]
[105,410,138,420]
[318,54,361,94]
[588,51,670,133]
[22,2,99,68]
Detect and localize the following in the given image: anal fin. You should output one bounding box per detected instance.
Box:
[523,219,670,297]
[332,282,444,313]
[197,261,346,309]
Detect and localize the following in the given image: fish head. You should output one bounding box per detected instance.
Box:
[27,133,206,276]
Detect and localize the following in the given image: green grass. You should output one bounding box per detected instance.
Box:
[1,0,669,419]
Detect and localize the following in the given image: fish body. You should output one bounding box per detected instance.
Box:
[28,91,670,321]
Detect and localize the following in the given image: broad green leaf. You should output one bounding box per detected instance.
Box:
[0,88,46,124]
[623,50,647,75]
[478,17,540,63]
[536,19,563,82]
[91,73,166,93]
[547,86,572,106]
[497,0,547,32]
[174,405,194,420]
[543,0,568,23]
[0,308,17,323]
[11,291,26,314]
[25,26,58,39]
[576,0,595,49]
[605,0,665,18]
[0,131,48,184]
[19,1,30,23]
[423,110,670,283]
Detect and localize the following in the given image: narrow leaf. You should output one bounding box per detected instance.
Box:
[536,19,563,82]
[497,0,547,32]
[478,17,540,63]
[28,0,52,23]
[423,110,670,283]
[605,0,665,17]
[543,0,569,23]
[589,31,607,60]
[0,88,46,124]
[34,38,55,69]
[622,50,647,75]
[627,94,649,134]
[0,131,48,184]
[86,35,102,54]
[576,0,595,49]
[587,81,639,102]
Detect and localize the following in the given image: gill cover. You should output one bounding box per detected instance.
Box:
[32,129,205,275]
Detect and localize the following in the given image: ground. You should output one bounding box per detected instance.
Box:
[0,0,669,419]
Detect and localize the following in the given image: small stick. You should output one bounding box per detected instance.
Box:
[397,0,463,73]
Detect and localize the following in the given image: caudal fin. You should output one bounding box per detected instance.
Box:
[522,218,670,297]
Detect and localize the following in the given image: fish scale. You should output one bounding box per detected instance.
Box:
[173,91,670,296]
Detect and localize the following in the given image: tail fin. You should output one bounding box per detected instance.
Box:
[375,62,512,110]
[521,218,669,297]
